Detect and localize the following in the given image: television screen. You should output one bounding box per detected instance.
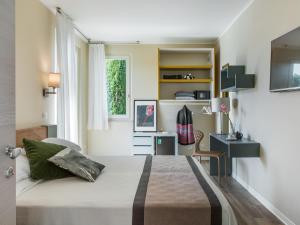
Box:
[270,26,300,92]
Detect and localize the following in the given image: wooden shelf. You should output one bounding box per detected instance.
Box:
[159,99,211,105]
[159,78,212,83]
[157,47,216,99]
[159,65,212,70]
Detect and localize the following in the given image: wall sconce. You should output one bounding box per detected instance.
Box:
[43,73,60,97]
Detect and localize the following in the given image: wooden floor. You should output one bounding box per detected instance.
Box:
[201,161,283,225]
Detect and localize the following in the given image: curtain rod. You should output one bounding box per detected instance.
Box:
[89,41,141,45]
[88,41,105,45]
[56,7,90,42]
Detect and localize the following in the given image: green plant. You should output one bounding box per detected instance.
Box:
[106,59,126,115]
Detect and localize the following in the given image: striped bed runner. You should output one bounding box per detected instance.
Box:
[133,155,222,225]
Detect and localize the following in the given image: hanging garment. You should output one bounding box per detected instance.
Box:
[176,105,195,145]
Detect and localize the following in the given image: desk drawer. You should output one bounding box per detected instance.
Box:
[133,136,153,146]
[230,144,260,157]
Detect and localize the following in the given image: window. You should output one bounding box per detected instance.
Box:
[292,63,300,86]
[106,56,130,119]
[293,63,300,77]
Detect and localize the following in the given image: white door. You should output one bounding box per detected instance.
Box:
[0,0,16,224]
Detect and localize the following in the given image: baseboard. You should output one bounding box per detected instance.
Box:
[232,175,295,225]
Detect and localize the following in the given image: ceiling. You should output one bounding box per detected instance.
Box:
[40,0,253,43]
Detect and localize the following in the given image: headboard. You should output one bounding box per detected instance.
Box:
[16,126,48,147]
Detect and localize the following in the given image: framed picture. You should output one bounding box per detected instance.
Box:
[134,100,157,132]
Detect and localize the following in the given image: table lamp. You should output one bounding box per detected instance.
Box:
[211,97,236,140]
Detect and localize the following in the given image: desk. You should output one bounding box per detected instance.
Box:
[209,133,260,176]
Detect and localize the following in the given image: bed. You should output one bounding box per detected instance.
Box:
[16,128,237,225]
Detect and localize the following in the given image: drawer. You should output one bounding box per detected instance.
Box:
[132,146,154,155]
[133,136,153,146]
[230,143,260,158]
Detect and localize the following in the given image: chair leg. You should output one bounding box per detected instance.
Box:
[200,156,202,163]
[217,156,220,184]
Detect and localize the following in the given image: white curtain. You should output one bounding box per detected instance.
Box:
[88,44,109,130]
[56,13,79,143]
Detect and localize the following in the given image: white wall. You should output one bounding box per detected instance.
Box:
[16,0,89,148]
[219,0,300,224]
[16,0,55,129]
[88,44,215,156]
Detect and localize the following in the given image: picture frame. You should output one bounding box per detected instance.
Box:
[133,100,157,132]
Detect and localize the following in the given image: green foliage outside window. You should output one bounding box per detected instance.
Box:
[106,59,127,115]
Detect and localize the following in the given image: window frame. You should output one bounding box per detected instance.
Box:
[105,55,131,120]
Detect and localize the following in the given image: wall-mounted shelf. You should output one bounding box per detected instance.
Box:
[160,65,212,70]
[159,99,211,105]
[158,48,216,100]
[159,78,212,83]
[221,65,255,92]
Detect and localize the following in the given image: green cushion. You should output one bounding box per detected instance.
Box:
[23,138,72,180]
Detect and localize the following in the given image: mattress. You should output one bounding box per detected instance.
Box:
[16,156,237,225]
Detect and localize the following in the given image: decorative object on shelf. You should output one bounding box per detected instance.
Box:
[175,91,195,100]
[221,64,255,92]
[159,78,211,83]
[194,90,210,100]
[43,73,61,97]
[174,90,211,101]
[134,100,157,132]
[162,74,182,79]
[235,131,243,140]
[211,97,237,140]
[183,73,195,80]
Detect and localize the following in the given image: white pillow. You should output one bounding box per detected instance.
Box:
[42,138,82,152]
[16,151,30,183]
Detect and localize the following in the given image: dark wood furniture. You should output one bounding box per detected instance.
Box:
[220,64,255,92]
[193,130,227,183]
[209,133,260,176]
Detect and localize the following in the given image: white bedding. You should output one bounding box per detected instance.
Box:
[16,156,237,225]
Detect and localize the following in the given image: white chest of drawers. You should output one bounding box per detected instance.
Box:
[132,132,178,155]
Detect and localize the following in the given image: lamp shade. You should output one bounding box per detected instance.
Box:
[211,97,230,113]
[48,73,60,88]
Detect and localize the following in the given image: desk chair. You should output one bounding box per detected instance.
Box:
[192,130,227,183]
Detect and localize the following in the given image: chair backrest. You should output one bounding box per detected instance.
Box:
[194,130,204,152]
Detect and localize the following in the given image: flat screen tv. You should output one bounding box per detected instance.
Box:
[270,26,300,92]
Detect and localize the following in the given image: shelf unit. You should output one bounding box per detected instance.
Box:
[220,65,255,92]
[158,48,215,102]
[159,78,212,83]
[159,65,212,70]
